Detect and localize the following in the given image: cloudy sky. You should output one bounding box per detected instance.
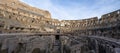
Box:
[20,0,120,20]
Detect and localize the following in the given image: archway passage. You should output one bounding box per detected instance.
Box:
[55,35,60,40]
[32,48,40,53]
[98,45,106,53]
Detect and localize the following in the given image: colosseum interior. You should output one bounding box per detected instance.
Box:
[0,0,120,53]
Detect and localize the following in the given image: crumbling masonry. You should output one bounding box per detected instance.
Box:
[0,0,120,53]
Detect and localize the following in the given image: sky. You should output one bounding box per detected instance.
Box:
[20,0,120,20]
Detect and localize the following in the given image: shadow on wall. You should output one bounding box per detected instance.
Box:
[32,48,40,53]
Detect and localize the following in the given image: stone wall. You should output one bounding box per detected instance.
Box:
[0,0,119,34]
[0,35,55,53]
[0,0,51,18]
[0,0,120,53]
[0,3,59,33]
[60,9,120,33]
[59,10,120,53]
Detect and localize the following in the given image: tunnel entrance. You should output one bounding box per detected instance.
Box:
[55,29,60,40]
[55,35,60,40]
[98,45,106,53]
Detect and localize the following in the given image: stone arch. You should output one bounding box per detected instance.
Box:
[32,48,40,53]
[12,43,24,53]
[10,27,14,30]
[98,44,106,53]
[55,35,60,40]
[9,15,12,19]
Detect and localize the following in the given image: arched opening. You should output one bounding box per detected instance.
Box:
[31,18,35,23]
[98,45,106,53]
[55,35,60,40]
[112,45,115,48]
[9,16,11,19]
[32,48,40,53]
[10,27,14,30]
[55,29,60,40]
[11,43,24,53]
[15,27,19,30]
[20,28,24,30]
